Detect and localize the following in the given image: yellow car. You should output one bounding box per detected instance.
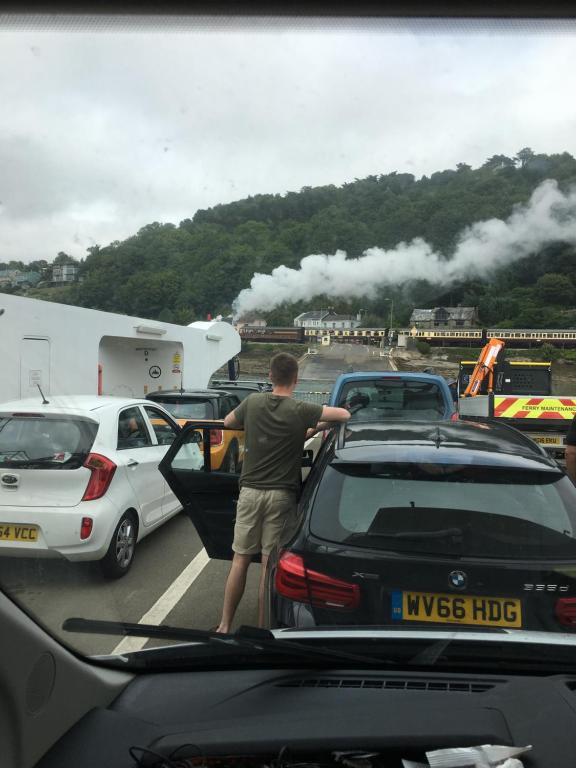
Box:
[146,389,244,472]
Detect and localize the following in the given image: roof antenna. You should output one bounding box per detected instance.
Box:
[37,384,49,405]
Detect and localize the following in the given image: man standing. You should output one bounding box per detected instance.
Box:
[566,415,576,484]
[216,352,350,633]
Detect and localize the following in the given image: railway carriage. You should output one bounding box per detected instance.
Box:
[486,329,576,348]
[239,324,576,347]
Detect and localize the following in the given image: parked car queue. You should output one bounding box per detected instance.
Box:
[2,377,576,624]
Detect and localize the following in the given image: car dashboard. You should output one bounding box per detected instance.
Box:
[36,664,576,768]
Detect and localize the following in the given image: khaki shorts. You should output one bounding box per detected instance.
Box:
[232,486,298,556]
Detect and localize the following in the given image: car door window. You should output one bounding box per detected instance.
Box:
[143,406,179,446]
[215,398,226,419]
[170,427,206,471]
[223,395,240,417]
[217,396,234,418]
[117,406,152,450]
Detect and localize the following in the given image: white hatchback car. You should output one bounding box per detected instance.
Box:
[0,396,188,578]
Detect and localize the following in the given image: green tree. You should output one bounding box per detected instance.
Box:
[535,273,574,305]
[482,154,516,170]
[516,147,535,168]
[53,251,79,265]
[158,307,175,323]
[538,343,560,361]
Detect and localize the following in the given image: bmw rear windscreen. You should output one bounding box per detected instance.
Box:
[311,463,576,560]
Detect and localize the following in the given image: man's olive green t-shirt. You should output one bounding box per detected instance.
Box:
[233,393,323,493]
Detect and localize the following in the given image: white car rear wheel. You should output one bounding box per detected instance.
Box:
[100,511,138,579]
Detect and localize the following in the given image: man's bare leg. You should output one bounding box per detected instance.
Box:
[257,554,269,628]
[216,553,252,633]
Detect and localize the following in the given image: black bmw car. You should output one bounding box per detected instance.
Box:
[159,419,576,633]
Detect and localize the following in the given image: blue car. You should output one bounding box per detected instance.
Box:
[328,371,457,421]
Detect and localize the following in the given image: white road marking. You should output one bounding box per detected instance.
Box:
[112,547,211,655]
[389,350,398,371]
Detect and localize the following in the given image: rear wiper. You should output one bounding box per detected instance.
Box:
[63,618,390,667]
[355,528,463,541]
[2,452,85,467]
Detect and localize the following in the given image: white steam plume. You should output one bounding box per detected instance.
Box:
[232,179,576,317]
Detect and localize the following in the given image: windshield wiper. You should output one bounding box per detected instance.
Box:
[353,528,463,541]
[1,451,84,468]
[63,618,390,667]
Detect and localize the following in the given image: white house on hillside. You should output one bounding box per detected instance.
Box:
[293,310,362,330]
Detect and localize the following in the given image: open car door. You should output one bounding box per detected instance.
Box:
[159,421,241,560]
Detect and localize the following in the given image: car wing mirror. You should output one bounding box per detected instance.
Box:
[301,449,314,468]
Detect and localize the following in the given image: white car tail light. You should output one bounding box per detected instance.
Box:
[82,454,117,501]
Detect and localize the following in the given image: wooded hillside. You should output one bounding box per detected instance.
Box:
[3,148,575,328]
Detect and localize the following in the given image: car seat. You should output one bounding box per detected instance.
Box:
[403,389,443,415]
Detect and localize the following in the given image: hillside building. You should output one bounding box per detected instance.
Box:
[409,306,479,329]
[294,310,363,330]
[52,263,79,283]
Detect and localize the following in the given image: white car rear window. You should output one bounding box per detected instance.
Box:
[0,416,98,469]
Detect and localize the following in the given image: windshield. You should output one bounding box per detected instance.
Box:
[337,380,447,420]
[311,464,576,559]
[1,13,576,676]
[149,398,215,420]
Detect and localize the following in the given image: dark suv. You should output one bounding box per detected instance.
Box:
[147,389,241,423]
[210,379,272,400]
[160,419,576,632]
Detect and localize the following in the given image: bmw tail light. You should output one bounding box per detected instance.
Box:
[210,429,224,447]
[275,552,308,602]
[275,552,360,610]
[82,454,117,501]
[307,564,361,610]
[555,598,576,627]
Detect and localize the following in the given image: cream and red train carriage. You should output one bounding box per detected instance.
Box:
[240,324,576,347]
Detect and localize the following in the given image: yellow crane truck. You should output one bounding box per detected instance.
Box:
[458,339,576,462]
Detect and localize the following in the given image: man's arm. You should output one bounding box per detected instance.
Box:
[223,395,249,430]
[305,420,332,440]
[320,406,351,423]
[566,444,576,485]
[305,407,351,439]
[223,410,241,429]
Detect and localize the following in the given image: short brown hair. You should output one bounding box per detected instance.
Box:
[269,352,298,387]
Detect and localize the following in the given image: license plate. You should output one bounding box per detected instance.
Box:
[531,434,563,447]
[0,524,39,542]
[391,590,522,628]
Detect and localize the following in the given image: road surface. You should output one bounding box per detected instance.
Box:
[299,342,394,381]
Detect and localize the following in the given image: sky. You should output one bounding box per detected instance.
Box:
[1,16,576,264]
